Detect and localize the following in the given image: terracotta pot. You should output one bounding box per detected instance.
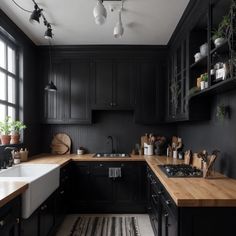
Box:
[0,135,11,145]
[10,134,20,144]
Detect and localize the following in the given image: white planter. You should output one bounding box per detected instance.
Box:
[214,37,225,47]
[200,81,205,90]
[200,43,208,57]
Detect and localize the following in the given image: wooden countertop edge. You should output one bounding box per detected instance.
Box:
[0,182,28,208]
[2,154,236,208]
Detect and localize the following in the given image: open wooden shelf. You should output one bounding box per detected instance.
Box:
[210,40,229,55]
[190,55,207,69]
[189,77,236,99]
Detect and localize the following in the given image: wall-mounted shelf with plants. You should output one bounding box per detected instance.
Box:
[189,0,236,99]
[166,0,236,123]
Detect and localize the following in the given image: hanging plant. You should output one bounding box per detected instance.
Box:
[216,104,228,121]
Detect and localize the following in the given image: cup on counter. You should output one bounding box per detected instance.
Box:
[77,149,84,155]
[147,145,154,156]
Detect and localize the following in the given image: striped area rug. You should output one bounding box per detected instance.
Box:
[69,216,141,236]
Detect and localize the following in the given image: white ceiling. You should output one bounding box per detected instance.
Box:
[0,0,190,45]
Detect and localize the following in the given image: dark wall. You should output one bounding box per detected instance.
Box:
[177,91,236,178]
[41,111,176,154]
[0,10,40,156]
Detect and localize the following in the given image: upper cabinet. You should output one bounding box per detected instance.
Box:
[40,47,167,125]
[91,59,135,110]
[42,57,92,124]
[135,58,166,124]
[166,0,236,122]
[167,39,188,122]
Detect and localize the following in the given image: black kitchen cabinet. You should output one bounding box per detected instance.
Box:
[72,161,147,213]
[166,39,189,122]
[42,59,66,124]
[55,163,72,226]
[21,193,55,236]
[0,196,20,236]
[91,59,135,110]
[135,59,166,124]
[41,56,91,124]
[147,166,236,236]
[38,195,54,236]
[21,163,72,236]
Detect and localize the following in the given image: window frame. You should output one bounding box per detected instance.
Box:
[0,32,19,121]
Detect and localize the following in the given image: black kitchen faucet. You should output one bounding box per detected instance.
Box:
[107,136,115,153]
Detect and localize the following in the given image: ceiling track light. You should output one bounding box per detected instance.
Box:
[93,0,107,25]
[29,3,42,23]
[12,0,54,39]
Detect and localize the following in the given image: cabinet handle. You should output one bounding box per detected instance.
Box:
[165,200,171,205]
[16,218,20,224]
[41,204,47,210]
[151,180,156,184]
[60,190,65,195]
[158,191,163,195]
[99,164,103,167]
[164,213,169,217]
[152,194,158,205]
[0,220,5,227]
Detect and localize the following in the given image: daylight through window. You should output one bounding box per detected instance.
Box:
[0,34,18,122]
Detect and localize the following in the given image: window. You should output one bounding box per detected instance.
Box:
[0,34,18,122]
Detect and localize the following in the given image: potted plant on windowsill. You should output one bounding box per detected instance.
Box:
[10,120,26,144]
[0,116,12,145]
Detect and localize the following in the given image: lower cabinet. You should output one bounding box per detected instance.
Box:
[21,163,71,236]
[147,166,236,236]
[71,161,147,213]
[0,196,21,236]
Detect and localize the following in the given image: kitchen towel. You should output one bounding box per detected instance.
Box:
[108,168,122,178]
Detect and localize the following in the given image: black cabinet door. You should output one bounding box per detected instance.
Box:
[135,60,162,124]
[71,163,91,213]
[92,59,113,109]
[113,60,135,109]
[39,195,54,236]
[0,197,20,236]
[42,59,66,124]
[90,163,113,205]
[66,59,91,124]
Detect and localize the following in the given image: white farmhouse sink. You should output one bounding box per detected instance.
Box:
[0,164,60,219]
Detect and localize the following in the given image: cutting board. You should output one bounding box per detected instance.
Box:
[51,133,71,155]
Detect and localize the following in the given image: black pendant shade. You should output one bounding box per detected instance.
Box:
[44,27,53,39]
[44,81,57,92]
[29,7,42,23]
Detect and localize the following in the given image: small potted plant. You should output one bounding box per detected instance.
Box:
[0,116,12,145]
[212,15,230,47]
[10,120,26,144]
[200,73,208,90]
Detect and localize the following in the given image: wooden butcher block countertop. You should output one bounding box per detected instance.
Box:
[145,156,236,207]
[2,153,236,208]
[0,181,28,208]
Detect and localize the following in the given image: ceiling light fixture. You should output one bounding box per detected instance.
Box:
[113,10,124,38]
[93,0,107,25]
[45,42,57,92]
[45,81,57,92]
[29,3,42,23]
[11,0,54,39]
